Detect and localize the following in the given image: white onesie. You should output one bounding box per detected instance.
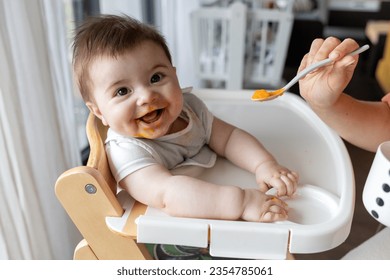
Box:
[105,92,217,182]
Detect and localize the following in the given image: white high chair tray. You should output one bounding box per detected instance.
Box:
[107,89,355,259]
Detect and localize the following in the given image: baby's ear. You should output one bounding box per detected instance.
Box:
[86,101,108,126]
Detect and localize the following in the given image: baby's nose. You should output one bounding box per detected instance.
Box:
[136,88,157,106]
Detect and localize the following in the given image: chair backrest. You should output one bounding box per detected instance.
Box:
[85,112,117,194]
[55,112,150,259]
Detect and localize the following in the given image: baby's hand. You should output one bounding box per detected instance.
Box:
[241,189,288,222]
[255,160,299,197]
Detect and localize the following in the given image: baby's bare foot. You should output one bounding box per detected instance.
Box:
[241,189,288,222]
[259,196,288,222]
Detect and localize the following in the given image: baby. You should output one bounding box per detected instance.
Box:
[72,15,298,222]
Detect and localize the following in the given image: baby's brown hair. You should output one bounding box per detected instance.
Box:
[72,14,172,102]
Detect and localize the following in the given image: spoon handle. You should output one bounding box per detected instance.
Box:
[283,44,370,92]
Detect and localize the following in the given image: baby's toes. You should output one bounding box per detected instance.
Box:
[260,198,288,222]
[260,206,288,222]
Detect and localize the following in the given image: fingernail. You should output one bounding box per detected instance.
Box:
[329,51,340,60]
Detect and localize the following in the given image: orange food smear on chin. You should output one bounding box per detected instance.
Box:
[134,122,156,138]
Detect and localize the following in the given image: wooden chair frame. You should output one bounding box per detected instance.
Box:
[55,113,151,260]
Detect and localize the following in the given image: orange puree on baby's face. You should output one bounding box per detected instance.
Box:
[134,122,156,138]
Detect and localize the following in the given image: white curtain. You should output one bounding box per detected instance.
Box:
[99,0,143,20]
[159,0,200,89]
[0,0,81,259]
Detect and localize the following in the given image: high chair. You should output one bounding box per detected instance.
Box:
[55,89,355,260]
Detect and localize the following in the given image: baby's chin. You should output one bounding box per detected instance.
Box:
[132,126,170,139]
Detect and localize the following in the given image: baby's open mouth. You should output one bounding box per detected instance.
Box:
[138,109,163,124]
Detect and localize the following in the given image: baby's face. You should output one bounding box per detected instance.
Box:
[87,40,183,138]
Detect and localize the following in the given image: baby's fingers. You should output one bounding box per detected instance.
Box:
[284,172,299,195]
[268,173,297,197]
[258,181,271,193]
[288,171,299,182]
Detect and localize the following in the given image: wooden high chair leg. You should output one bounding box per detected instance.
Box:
[73,239,152,260]
[74,239,98,260]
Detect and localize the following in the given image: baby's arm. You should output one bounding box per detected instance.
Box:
[299,37,390,152]
[120,164,287,222]
[208,117,298,196]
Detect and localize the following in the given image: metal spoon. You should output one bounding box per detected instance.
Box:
[251,44,370,102]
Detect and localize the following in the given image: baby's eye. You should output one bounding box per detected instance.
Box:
[150,73,162,84]
[116,87,129,97]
